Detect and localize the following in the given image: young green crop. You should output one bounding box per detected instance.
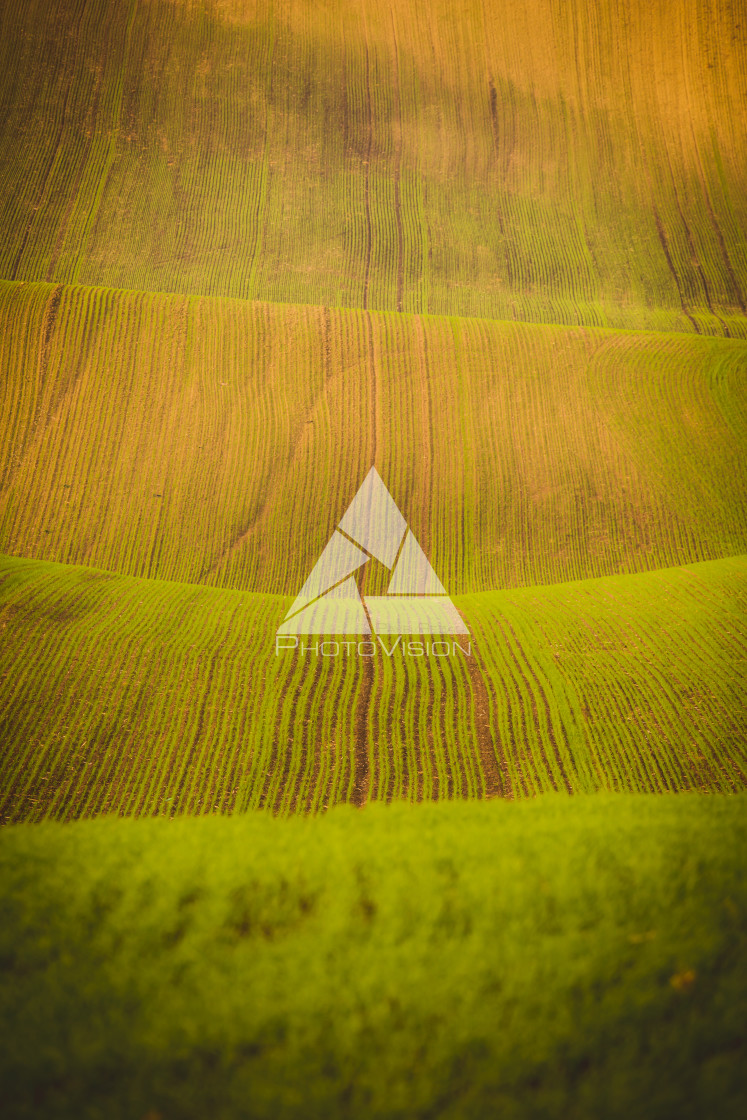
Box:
[1,551,744,823]
[1,281,745,599]
[0,0,745,334]
[1,793,746,1119]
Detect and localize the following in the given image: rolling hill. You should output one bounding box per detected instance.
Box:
[0,1,745,826]
[2,1,747,1114]
[0,0,745,333]
[2,794,746,1119]
[1,278,745,600]
[1,550,744,823]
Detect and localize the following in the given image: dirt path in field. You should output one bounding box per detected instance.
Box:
[352,654,373,806]
[466,651,508,798]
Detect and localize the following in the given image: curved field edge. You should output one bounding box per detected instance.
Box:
[0,551,744,823]
[0,0,745,336]
[1,794,746,1119]
[1,279,746,596]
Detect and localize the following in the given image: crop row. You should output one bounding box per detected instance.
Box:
[1,280,745,598]
[0,0,744,332]
[0,551,744,823]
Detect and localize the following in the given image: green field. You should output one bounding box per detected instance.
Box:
[2,794,746,1119]
[1,0,746,1114]
[0,551,744,822]
[1,280,746,595]
[0,0,745,334]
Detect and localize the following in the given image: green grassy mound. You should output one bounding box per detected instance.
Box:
[1,794,746,1119]
[1,551,744,823]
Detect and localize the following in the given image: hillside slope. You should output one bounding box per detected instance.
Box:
[0,1,745,831]
[1,279,746,596]
[1,551,744,823]
[2,796,746,1119]
[0,0,745,332]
